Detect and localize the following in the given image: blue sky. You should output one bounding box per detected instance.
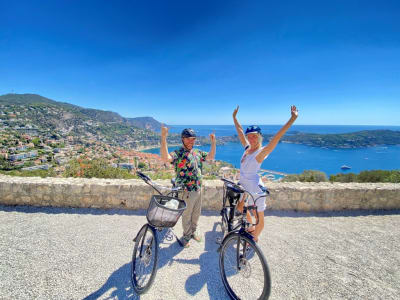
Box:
[1,0,399,125]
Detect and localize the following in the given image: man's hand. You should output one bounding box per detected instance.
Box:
[291,105,298,119]
[209,133,216,144]
[233,105,239,119]
[161,126,169,137]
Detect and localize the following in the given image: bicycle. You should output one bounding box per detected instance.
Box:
[217,178,271,300]
[131,171,186,295]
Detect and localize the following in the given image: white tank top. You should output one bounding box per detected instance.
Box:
[239,146,267,193]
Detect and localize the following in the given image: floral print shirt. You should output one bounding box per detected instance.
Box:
[170,147,208,191]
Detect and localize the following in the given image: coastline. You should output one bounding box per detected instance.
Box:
[135,143,182,152]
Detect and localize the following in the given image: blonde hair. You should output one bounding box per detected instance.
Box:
[246,132,263,149]
[258,134,263,145]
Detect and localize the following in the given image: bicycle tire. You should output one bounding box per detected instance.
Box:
[219,233,271,300]
[221,209,228,237]
[131,224,158,294]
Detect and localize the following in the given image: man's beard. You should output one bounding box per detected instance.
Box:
[182,140,193,150]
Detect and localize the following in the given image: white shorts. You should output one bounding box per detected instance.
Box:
[239,178,267,212]
[247,193,266,212]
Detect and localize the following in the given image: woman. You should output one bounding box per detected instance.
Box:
[233,105,298,242]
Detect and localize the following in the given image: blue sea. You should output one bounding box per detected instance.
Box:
[144,125,400,176]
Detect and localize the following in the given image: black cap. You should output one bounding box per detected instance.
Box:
[181,128,196,138]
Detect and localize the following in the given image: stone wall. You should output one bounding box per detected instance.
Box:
[0,175,399,211]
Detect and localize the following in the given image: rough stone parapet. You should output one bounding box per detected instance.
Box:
[0,175,399,211]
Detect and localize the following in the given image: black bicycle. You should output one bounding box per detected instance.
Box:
[218,178,271,300]
[131,171,186,294]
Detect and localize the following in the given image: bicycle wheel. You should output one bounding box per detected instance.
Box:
[219,233,271,300]
[221,208,229,237]
[131,224,158,294]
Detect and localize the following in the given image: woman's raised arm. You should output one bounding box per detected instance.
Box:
[233,106,249,148]
[256,105,298,163]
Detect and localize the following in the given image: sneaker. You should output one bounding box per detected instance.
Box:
[192,232,202,242]
[181,236,191,248]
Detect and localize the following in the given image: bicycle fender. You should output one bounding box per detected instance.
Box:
[133,224,149,242]
[240,230,255,241]
[217,230,255,253]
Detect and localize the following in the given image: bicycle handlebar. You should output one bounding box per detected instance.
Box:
[136,171,183,195]
[221,178,268,199]
[137,171,151,182]
[221,178,245,193]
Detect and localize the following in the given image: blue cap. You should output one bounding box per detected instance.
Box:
[245,125,261,135]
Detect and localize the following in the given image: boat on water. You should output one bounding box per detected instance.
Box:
[341,165,351,170]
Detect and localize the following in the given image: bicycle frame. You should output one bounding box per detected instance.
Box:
[133,171,184,243]
[218,178,272,299]
[218,178,268,249]
[137,171,182,199]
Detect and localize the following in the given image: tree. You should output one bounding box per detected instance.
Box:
[32,137,41,147]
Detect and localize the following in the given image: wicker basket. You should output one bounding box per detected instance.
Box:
[146,195,186,228]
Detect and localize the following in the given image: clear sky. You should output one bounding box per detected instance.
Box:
[1,0,399,125]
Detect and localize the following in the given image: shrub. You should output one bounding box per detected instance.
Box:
[0,169,56,178]
[138,161,147,169]
[329,173,357,183]
[148,172,174,180]
[63,158,135,179]
[357,170,400,183]
[283,170,328,182]
[329,170,400,183]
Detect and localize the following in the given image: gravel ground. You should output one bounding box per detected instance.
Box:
[1,205,399,300]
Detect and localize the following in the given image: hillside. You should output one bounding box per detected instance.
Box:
[126,117,164,132]
[0,93,165,148]
[279,130,400,148]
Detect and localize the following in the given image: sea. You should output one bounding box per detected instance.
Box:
[143,125,400,177]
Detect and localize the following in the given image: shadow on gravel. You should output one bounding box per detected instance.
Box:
[173,222,229,300]
[83,262,134,300]
[2,205,398,219]
[264,209,400,218]
[83,229,185,300]
[0,204,147,216]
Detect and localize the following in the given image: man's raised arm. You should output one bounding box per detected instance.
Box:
[160,126,173,163]
[206,133,216,161]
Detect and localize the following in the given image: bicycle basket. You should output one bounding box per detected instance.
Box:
[146,195,186,228]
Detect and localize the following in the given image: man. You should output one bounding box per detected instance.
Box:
[161,126,216,247]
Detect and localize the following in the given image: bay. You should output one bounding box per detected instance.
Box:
[144,125,400,176]
[167,124,400,136]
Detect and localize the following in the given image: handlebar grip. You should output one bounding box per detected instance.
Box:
[221,178,245,193]
[137,171,151,182]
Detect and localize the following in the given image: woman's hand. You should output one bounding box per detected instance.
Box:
[291,105,298,119]
[161,126,169,137]
[233,105,239,119]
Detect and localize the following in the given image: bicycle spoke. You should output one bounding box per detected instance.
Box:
[131,227,158,294]
[220,234,271,300]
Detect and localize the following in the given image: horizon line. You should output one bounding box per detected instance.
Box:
[166,124,400,127]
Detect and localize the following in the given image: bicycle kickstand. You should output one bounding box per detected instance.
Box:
[166,228,183,247]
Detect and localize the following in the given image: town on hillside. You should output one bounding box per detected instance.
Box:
[0,99,238,180]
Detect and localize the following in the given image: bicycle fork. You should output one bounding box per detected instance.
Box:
[133,224,154,259]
